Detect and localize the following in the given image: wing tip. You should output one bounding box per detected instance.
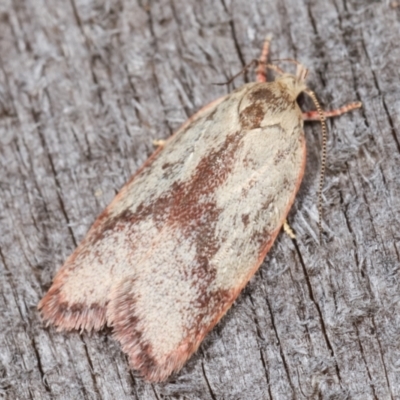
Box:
[124,338,194,382]
[38,287,107,332]
[110,307,199,382]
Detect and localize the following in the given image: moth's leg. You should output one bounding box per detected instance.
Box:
[283,220,296,239]
[302,101,362,121]
[256,34,273,83]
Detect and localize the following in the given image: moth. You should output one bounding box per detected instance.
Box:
[38,37,361,382]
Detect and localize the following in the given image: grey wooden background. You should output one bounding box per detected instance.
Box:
[1,0,399,399]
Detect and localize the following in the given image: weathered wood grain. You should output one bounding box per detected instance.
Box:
[0,0,399,399]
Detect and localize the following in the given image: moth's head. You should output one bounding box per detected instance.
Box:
[276,74,307,101]
[272,61,309,99]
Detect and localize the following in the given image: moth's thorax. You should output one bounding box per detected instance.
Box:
[238,79,304,131]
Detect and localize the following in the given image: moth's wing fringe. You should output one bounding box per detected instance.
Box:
[38,267,108,332]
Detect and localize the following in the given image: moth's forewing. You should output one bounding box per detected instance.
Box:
[39,80,306,381]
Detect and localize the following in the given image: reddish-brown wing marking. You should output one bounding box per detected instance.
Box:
[39,38,361,382]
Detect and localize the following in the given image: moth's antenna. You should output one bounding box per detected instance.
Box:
[271,58,301,66]
[305,89,327,243]
[213,61,284,86]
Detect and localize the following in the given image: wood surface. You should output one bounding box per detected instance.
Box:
[1,0,399,399]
